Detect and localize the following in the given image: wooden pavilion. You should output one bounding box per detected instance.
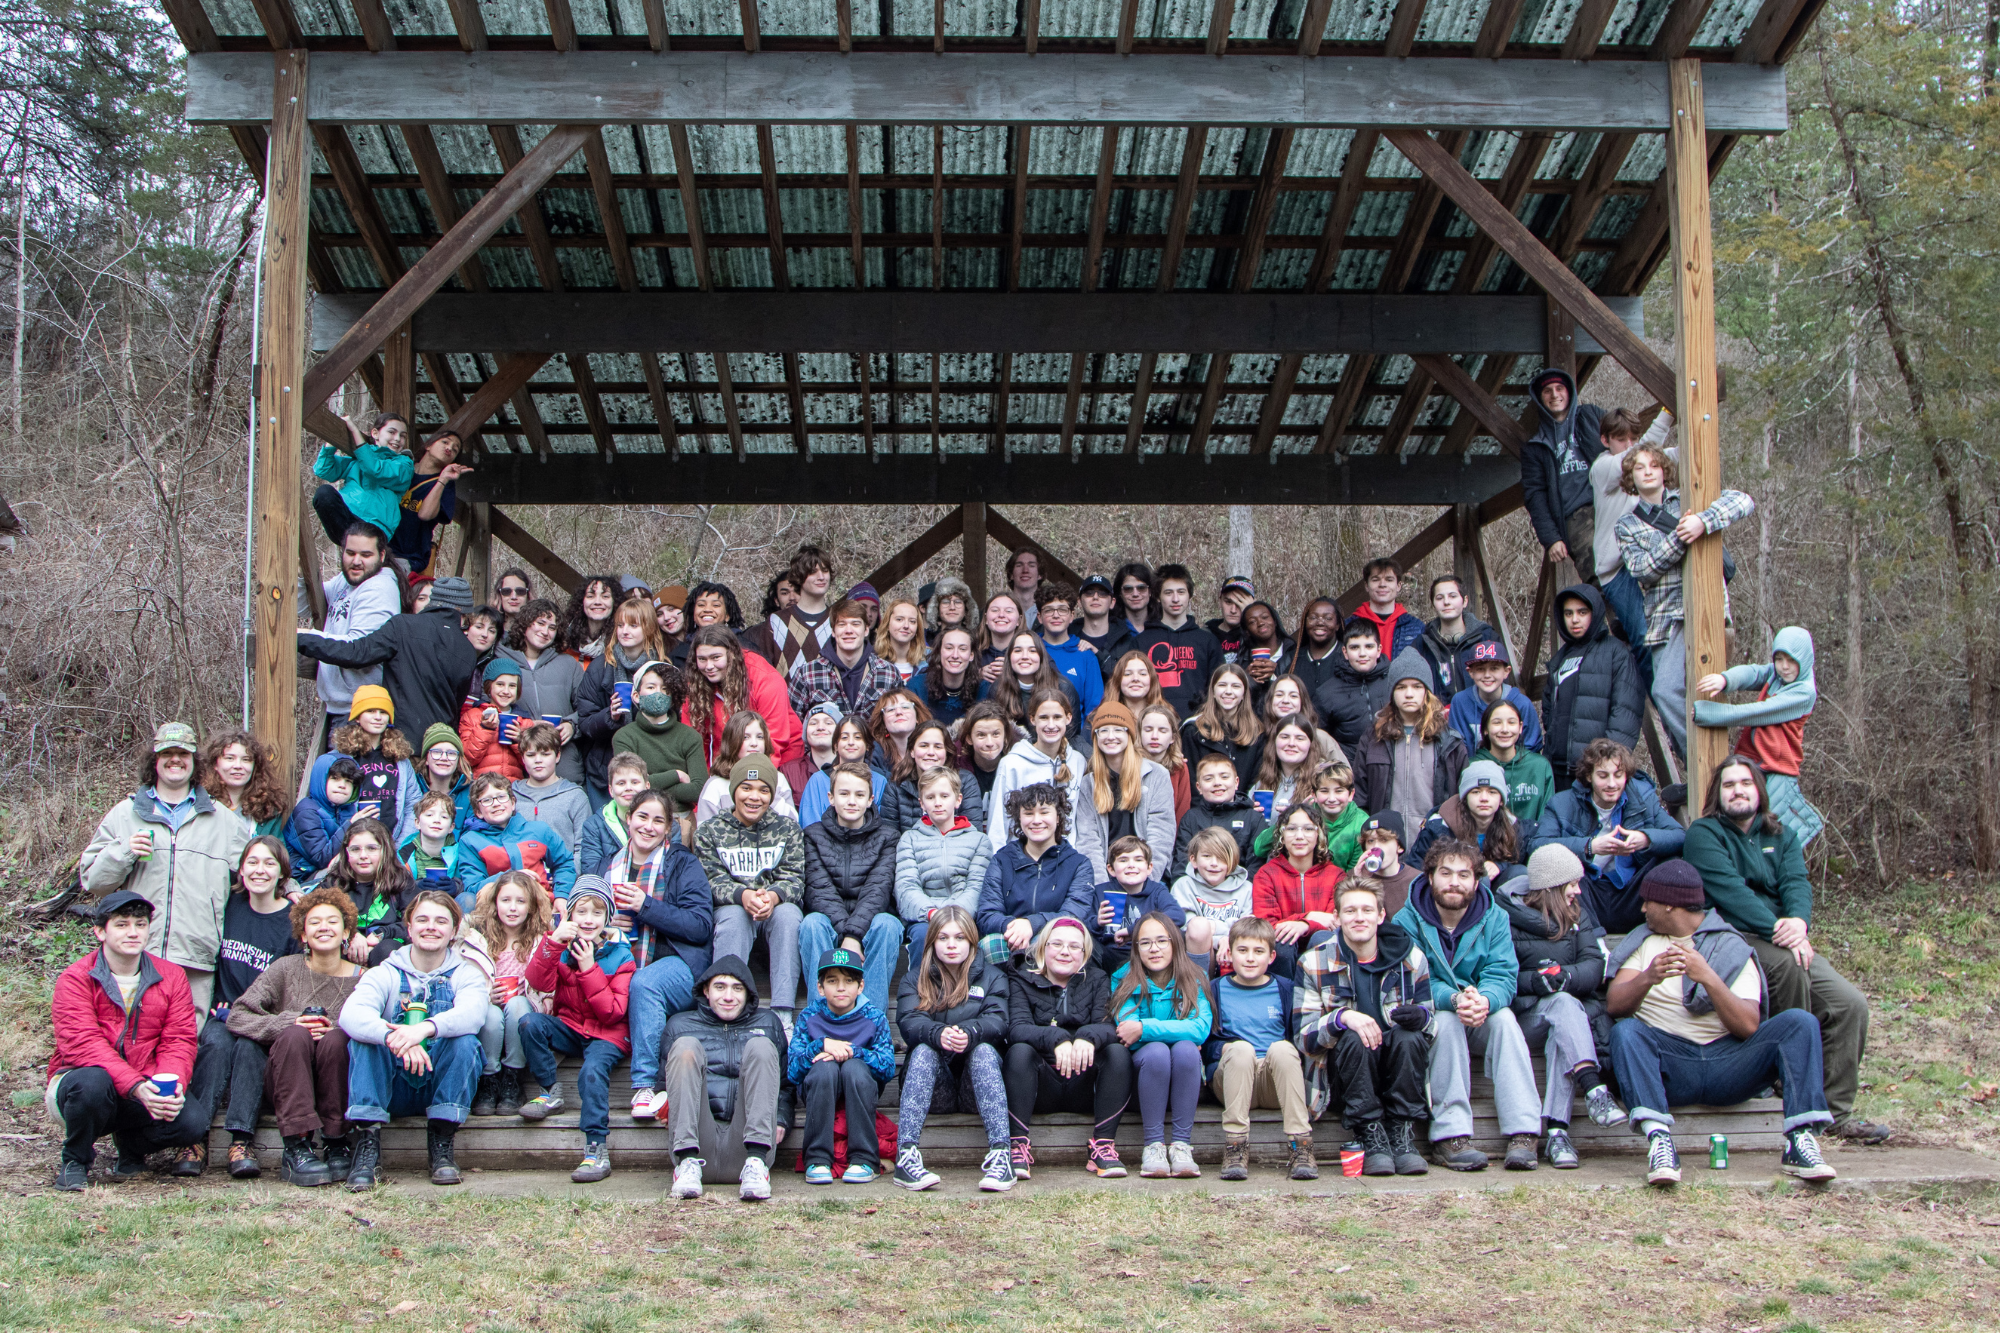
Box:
[167,0,1825,810]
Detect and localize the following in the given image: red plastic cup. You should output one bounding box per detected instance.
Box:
[1340,1148,1364,1178]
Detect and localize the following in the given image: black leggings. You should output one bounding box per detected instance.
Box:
[1002,1041,1132,1143]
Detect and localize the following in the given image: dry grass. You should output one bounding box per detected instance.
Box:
[3,1180,1996,1332]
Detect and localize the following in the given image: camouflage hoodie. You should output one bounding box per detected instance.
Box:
[693,809,806,908]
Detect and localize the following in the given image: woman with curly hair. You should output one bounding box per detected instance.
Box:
[678,623,803,769]
[200,730,291,838]
[557,575,622,664]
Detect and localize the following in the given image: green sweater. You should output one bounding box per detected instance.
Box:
[1682,814,1812,940]
[1248,800,1368,870]
[1474,746,1556,825]
[611,715,707,814]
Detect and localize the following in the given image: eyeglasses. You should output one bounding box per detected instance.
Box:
[1119,583,1148,593]
[498,585,528,598]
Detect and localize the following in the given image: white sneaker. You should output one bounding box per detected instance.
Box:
[670,1156,705,1199]
[1168,1141,1201,1178]
[978,1147,1016,1193]
[629,1089,655,1119]
[1645,1132,1681,1186]
[739,1155,772,1201]
[1139,1142,1170,1178]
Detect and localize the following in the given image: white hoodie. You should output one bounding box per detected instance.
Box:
[986,738,1101,872]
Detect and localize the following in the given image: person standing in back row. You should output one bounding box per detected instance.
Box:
[1520,368,1606,585]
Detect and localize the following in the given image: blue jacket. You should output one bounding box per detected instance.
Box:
[1039,635,1105,719]
[1108,966,1214,1048]
[785,994,897,1085]
[285,752,356,876]
[1083,877,1184,958]
[905,669,976,728]
[976,840,1095,940]
[312,440,414,542]
[1446,684,1543,755]
[593,840,713,977]
[798,765,888,828]
[1392,874,1519,1014]
[455,810,578,901]
[1529,774,1684,934]
[1202,972,1296,1074]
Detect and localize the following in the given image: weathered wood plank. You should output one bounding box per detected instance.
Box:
[185,52,1791,135]
[311,292,1643,356]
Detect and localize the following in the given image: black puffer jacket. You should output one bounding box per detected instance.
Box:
[897,954,1010,1052]
[1004,962,1117,1054]
[1540,583,1645,776]
[1179,718,1265,792]
[660,955,793,1124]
[573,649,650,791]
[1312,656,1391,750]
[296,605,479,744]
[1169,791,1268,880]
[802,813,898,940]
[878,772,983,835]
[1354,727,1468,818]
[1499,880,1610,1053]
[1413,615,1503,700]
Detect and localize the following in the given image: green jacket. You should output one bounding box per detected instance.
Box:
[1474,746,1556,825]
[1683,814,1811,940]
[612,714,708,814]
[80,788,250,971]
[1249,800,1368,871]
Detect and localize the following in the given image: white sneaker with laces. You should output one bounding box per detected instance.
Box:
[629,1089,654,1119]
[739,1155,772,1200]
[1645,1132,1681,1186]
[1139,1142,1170,1178]
[978,1147,1016,1193]
[671,1156,705,1199]
[1168,1141,1201,1178]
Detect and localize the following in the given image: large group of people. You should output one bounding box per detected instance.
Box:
[49,380,1880,1200]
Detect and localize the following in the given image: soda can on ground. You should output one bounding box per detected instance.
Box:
[1709,1133,1729,1169]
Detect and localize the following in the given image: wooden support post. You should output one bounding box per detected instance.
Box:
[380,321,415,417]
[486,505,582,596]
[1546,302,1577,378]
[860,506,967,594]
[1451,504,1481,620]
[459,502,493,602]
[961,502,989,604]
[252,49,310,793]
[1469,522,1520,671]
[297,523,327,627]
[1668,56,1729,805]
[1520,561,1558,699]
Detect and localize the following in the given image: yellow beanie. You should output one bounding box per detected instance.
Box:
[348,685,395,721]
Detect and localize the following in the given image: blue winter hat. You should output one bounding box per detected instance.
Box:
[484,658,522,683]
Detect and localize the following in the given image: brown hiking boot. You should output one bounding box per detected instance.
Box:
[1287,1132,1318,1181]
[1220,1134,1250,1181]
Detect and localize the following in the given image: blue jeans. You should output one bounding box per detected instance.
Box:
[626,956,696,1093]
[1608,1010,1832,1135]
[799,911,904,1010]
[346,1032,483,1125]
[1601,569,1656,694]
[479,994,535,1074]
[519,1012,625,1143]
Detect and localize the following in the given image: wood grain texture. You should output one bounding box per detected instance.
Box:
[488,505,583,595]
[1413,353,1525,456]
[860,505,966,593]
[457,501,491,601]
[1668,57,1731,800]
[253,49,310,793]
[184,52,1791,135]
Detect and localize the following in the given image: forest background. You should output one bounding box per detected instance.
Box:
[0,0,1995,896]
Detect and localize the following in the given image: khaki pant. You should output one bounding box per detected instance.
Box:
[1211,1040,1310,1137]
[1749,936,1870,1124]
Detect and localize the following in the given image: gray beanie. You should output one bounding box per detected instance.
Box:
[1459,759,1507,797]
[429,576,476,615]
[1525,844,1586,894]
[567,875,617,916]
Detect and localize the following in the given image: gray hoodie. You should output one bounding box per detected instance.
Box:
[339,942,491,1046]
[512,776,591,861]
[500,645,589,783]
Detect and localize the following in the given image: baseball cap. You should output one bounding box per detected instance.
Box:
[1219,575,1256,599]
[1079,574,1114,597]
[817,946,866,979]
[152,722,198,754]
[1467,640,1511,667]
[94,889,155,923]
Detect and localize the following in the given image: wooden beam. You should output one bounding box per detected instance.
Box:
[962,502,989,603]
[985,508,1084,589]
[458,501,492,601]
[1205,0,1234,56]
[297,521,327,626]
[312,291,1644,356]
[488,505,584,595]
[1123,354,1156,458]
[1334,508,1455,615]
[584,128,681,455]
[1412,353,1525,456]
[253,49,310,794]
[1187,353,1231,458]
[1005,125,1030,291]
[1546,300,1577,377]
[459,453,1519,508]
[303,123,594,410]
[379,322,414,417]
[1469,519,1521,670]
[1081,126,1119,298]
[1383,128,1677,405]
[1668,57,1729,793]
[1248,354,1301,457]
[437,354,552,441]
[187,53,1794,135]
[1451,504,1481,619]
[1157,127,1207,292]
[1520,559,1559,699]
[1439,351,1520,455]
[861,505,966,593]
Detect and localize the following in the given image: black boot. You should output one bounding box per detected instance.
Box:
[321,1135,352,1183]
[346,1126,382,1192]
[280,1134,332,1188]
[1387,1118,1430,1176]
[427,1120,462,1186]
[471,1073,499,1118]
[1356,1120,1395,1177]
[494,1067,524,1117]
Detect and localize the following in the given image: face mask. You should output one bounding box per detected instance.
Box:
[636,692,676,718]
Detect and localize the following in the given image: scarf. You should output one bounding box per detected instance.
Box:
[608,841,667,968]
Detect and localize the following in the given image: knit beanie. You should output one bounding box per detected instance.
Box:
[348,685,394,721]
[484,658,522,683]
[429,576,475,615]
[730,755,779,795]
[568,875,617,917]
[1525,844,1587,895]
[421,723,463,756]
[1088,700,1138,734]
[1459,760,1507,797]
[1637,858,1706,911]
[1385,646,1434,694]
[847,581,880,607]
[657,584,688,610]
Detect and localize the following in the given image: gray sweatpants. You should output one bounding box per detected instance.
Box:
[713,903,804,1014]
[1521,992,1598,1127]
[1428,1007,1540,1141]
[662,1033,780,1177]
[1651,623,1687,759]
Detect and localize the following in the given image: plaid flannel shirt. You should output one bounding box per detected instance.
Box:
[787,651,904,719]
[1614,487,1754,647]
[1292,933,1434,1120]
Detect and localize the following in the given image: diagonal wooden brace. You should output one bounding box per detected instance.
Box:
[1412,353,1527,457]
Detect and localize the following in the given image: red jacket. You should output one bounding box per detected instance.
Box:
[50,949,197,1095]
[460,702,527,781]
[681,650,804,769]
[524,933,635,1053]
[1252,858,1345,929]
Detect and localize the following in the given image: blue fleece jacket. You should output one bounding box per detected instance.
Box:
[1446,684,1543,755]
[976,839,1095,940]
[285,752,356,876]
[785,994,896,1085]
[1040,634,1105,719]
